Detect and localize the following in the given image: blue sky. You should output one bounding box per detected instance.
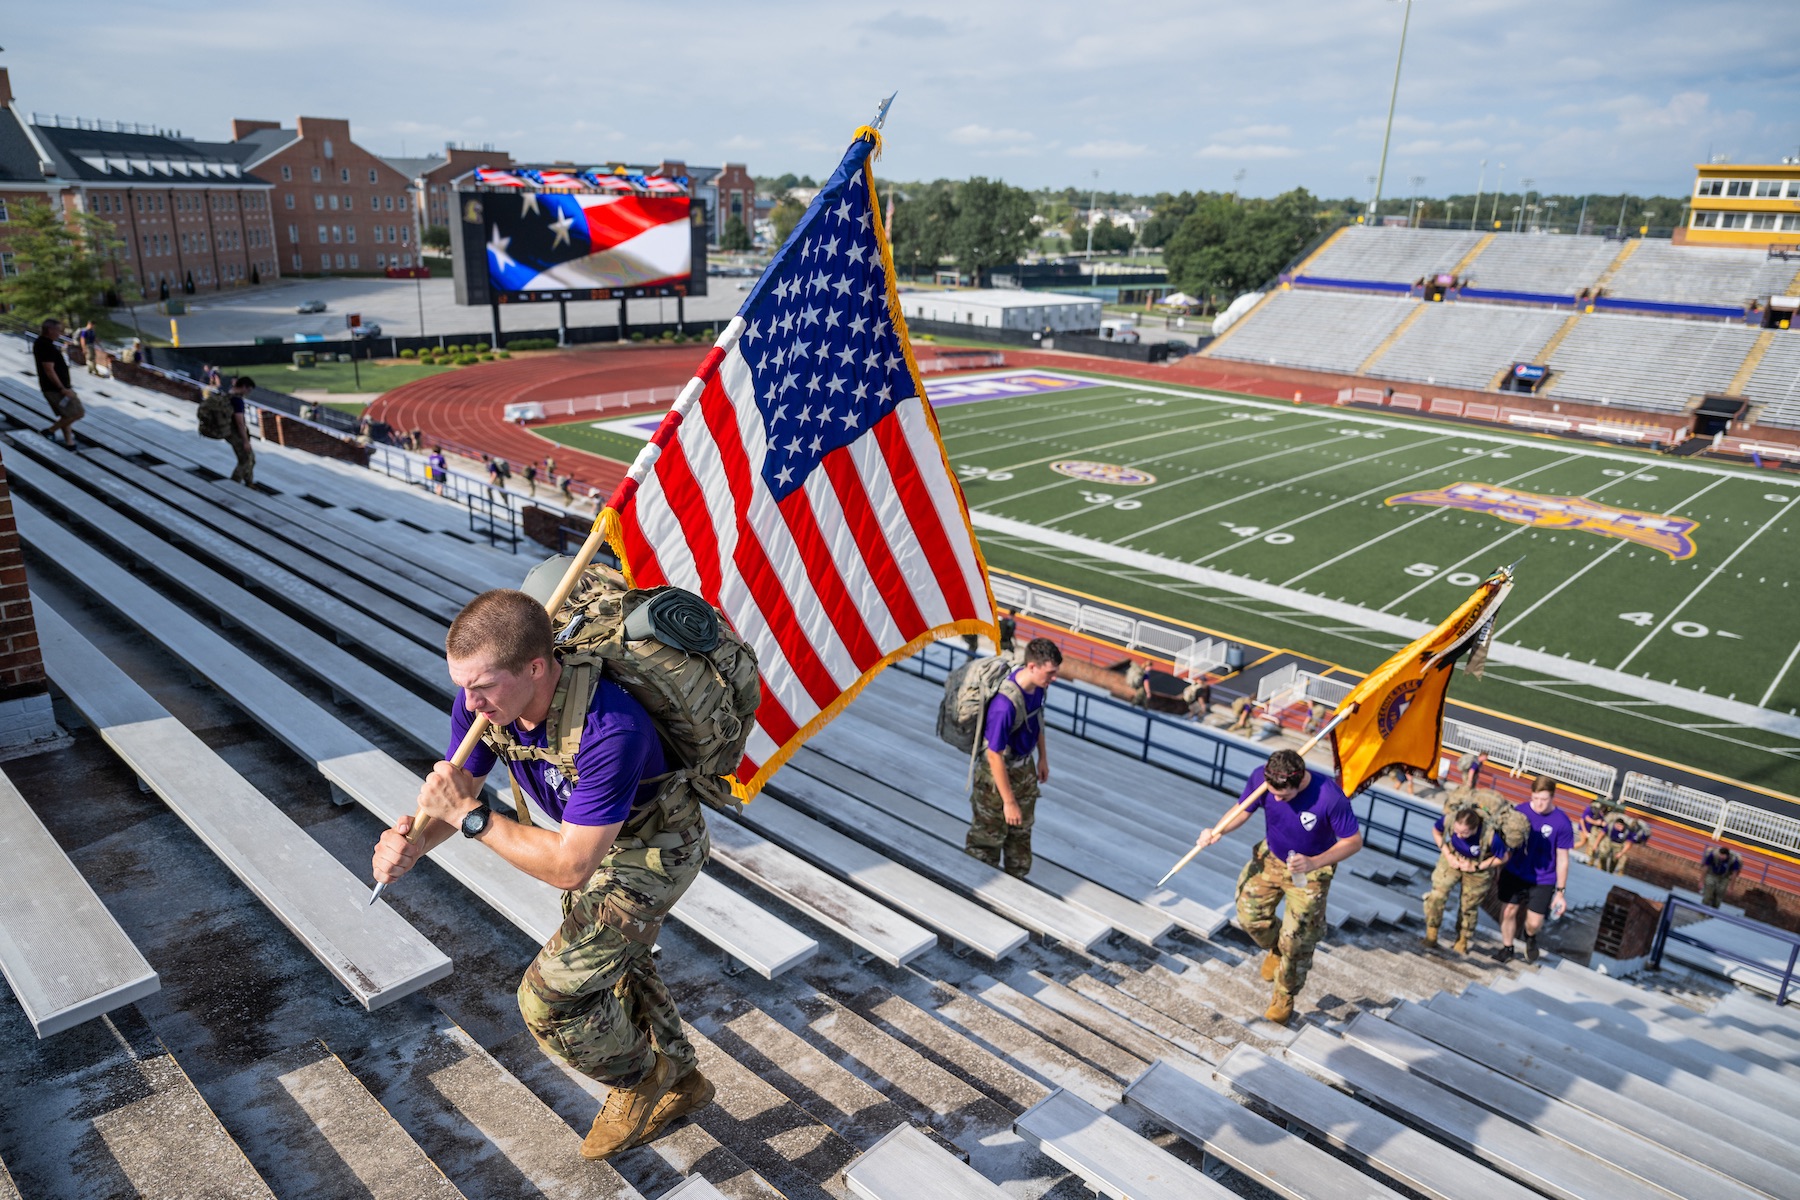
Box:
[9,1,1797,198]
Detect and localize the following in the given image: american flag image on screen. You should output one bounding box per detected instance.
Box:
[486,192,691,293]
[598,127,997,799]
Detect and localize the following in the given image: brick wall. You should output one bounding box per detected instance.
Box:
[0,462,46,703]
[254,410,370,465]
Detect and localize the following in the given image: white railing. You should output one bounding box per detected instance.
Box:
[1624,771,1800,853]
[1075,606,1136,643]
[1442,718,1525,771]
[1520,742,1617,798]
[1257,663,1299,703]
[1174,637,1228,681]
[1725,804,1800,855]
[1296,669,1353,709]
[1133,621,1198,658]
[516,385,685,422]
[990,576,1200,663]
[917,351,1005,373]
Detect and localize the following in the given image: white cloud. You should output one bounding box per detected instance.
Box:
[1197,143,1299,160]
[1068,140,1149,160]
[948,124,1035,147]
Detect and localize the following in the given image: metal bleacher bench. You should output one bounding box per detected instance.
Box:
[1213,1044,1538,1200]
[844,1124,1009,1200]
[35,599,453,1010]
[0,764,159,1037]
[1125,1058,1402,1200]
[1014,1088,1230,1200]
[15,497,819,981]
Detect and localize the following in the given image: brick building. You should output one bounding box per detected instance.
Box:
[382,146,514,250]
[0,68,279,298]
[659,160,755,244]
[222,116,420,275]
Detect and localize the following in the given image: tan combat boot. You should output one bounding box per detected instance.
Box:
[1422,922,1440,948]
[1260,952,1280,982]
[1452,932,1470,955]
[636,1066,717,1146]
[582,1053,675,1160]
[1264,988,1294,1025]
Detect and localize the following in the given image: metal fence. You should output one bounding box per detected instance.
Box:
[1651,894,1800,1006]
[1520,743,1617,799]
[1174,637,1229,681]
[1257,663,1299,703]
[509,385,685,422]
[1442,718,1525,771]
[987,575,1201,664]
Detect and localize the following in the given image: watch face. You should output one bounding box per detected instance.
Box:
[463,806,490,837]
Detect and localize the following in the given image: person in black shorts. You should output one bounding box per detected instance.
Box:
[32,318,84,449]
[1494,774,1573,963]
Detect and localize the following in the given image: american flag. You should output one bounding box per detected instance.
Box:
[600,129,996,798]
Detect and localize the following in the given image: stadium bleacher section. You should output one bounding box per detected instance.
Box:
[1206,289,1415,372]
[1743,330,1800,429]
[1366,302,1568,389]
[1542,312,1765,413]
[1461,232,1620,296]
[1296,225,1486,286]
[1604,239,1800,308]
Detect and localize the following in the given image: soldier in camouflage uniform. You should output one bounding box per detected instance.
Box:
[966,638,1061,878]
[374,589,716,1162]
[1191,749,1363,1024]
[1422,806,1510,954]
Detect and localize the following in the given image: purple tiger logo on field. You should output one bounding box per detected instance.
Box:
[1050,461,1157,486]
[1386,482,1699,560]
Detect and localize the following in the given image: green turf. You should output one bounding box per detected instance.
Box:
[533,420,658,465]
[936,377,1800,798]
[241,358,464,393]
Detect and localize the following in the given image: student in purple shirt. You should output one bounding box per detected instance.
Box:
[370,587,714,1159]
[1193,748,1363,1025]
[1495,774,1573,963]
[965,638,1060,878]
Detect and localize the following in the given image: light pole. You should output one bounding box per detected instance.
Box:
[1642,208,1655,236]
[1511,205,1523,234]
[1516,178,1534,233]
[1616,193,1630,236]
[1084,168,1099,285]
[1489,162,1506,229]
[1471,159,1487,231]
[1232,168,1246,202]
[1369,0,1415,224]
[1365,175,1378,223]
[1542,198,1558,233]
[1409,175,1426,227]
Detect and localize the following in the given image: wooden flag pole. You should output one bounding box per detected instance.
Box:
[1154,706,1356,888]
[369,526,611,905]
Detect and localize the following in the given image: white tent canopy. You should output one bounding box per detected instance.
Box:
[1158,292,1200,308]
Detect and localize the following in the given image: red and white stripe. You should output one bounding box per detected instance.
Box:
[606,317,994,796]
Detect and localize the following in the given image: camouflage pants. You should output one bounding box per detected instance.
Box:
[227,431,255,486]
[517,783,709,1087]
[1423,856,1495,939]
[1591,839,1620,874]
[1702,872,1731,908]
[966,754,1038,878]
[1235,841,1336,1000]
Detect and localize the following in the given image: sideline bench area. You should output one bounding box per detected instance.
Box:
[0,764,158,1037]
[36,599,453,1011]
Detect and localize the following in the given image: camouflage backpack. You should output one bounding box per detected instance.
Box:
[938,654,1035,787]
[484,560,761,812]
[196,389,235,439]
[1444,783,1530,853]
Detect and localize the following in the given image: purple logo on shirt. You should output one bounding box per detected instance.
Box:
[1377,678,1423,736]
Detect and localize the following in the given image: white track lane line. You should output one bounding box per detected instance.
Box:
[1281,451,1584,588]
[1495,476,1728,638]
[1617,497,1795,671]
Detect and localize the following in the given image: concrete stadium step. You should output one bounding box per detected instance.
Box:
[36,599,454,1011]
[664,1175,732,1200]
[1062,969,1245,1063]
[341,1011,644,1200]
[1422,985,1800,1149]
[1386,997,1800,1196]
[966,975,1150,1084]
[915,977,1135,1111]
[206,1038,465,1200]
[0,762,159,1038]
[788,749,1180,946]
[0,1000,276,1200]
[1014,1088,1228,1199]
[1288,1025,1675,1200]
[1124,1056,1407,1200]
[1712,987,1800,1039]
[1529,961,1800,1068]
[1010,970,1210,1070]
[844,1124,1010,1200]
[1097,959,1289,1053]
[1214,1044,1538,1200]
[1339,1010,1767,1200]
[767,767,1099,953]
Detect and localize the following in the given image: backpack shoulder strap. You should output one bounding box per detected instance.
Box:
[998,678,1031,738]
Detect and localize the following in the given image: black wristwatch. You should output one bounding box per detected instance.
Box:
[461,804,493,839]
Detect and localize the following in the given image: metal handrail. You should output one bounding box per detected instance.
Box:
[1650,893,1800,1006]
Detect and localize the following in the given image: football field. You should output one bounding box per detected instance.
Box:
[537,369,1800,798]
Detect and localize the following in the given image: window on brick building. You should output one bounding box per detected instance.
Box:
[400,226,409,245]
[376,253,386,268]
[334,253,345,269]
[2,252,17,278]
[399,196,408,212]
[314,194,324,210]
[349,253,359,269]
[373,226,383,244]
[281,165,292,181]
[293,253,302,271]
[328,194,339,211]
[322,138,334,159]
[346,226,356,243]
[331,225,342,243]
[369,168,379,184]
[343,195,353,210]
[285,193,295,209]
[318,224,328,243]
[288,224,299,243]
[340,168,350,183]
[401,252,411,267]
[311,166,322,182]
[386,225,396,243]
[0,198,10,222]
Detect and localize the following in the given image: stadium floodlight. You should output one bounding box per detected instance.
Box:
[1085,169,1100,284]
[1369,0,1415,224]
[1489,162,1506,229]
[1471,159,1487,231]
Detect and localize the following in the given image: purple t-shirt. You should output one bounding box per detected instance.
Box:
[984,674,1045,759]
[1434,816,1508,864]
[1240,766,1359,862]
[1504,802,1574,886]
[450,677,666,827]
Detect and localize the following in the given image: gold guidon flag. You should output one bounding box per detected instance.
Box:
[1329,565,1516,795]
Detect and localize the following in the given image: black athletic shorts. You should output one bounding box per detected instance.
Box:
[1496,869,1554,916]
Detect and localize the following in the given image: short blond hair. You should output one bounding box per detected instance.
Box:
[446,589,553,673]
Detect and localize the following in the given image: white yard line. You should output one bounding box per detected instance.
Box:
[1377,463,1653,614]
[1281,451,1585,587]
[1496,476,1729,637]
[990,409,1328,476]
[1110,432,1460,539]
[939,394,1157,441]
[1761,639,1800,710]
[971,509,1800,737]
[1616,499,1792,671]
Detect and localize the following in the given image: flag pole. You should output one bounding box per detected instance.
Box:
[369,525,611,905]
[1155,705,1356,888]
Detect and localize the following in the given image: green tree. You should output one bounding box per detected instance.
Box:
[0,198,128,325]
[422,223,451,253]
[945,177,1035,286]
[1164,188,1328,306]
[888,184,957,279]
[770,195,807,248]
[1138,191,1199,249]
[720,215,751,252]
[1085,216,1136,254]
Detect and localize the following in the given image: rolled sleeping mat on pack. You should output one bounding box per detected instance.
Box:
[624,589,720,653]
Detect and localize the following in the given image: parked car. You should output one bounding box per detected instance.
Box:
[296,299,327,313]
[349,322,383,339]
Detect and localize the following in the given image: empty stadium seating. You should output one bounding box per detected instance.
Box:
[1543,312,1764,412]
[1207,290,1415,373]
[1368,302,1568,389]
[1297,226,1486,284]
[1462,233,1620,295]
[1743,331,1800,429]
[1605,239,1800,307]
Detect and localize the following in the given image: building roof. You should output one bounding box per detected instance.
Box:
[912,288,1100,310]
[214,125,301,169]
[0,108,49,184]
[381,154,449,182]
[31,122,270,186]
